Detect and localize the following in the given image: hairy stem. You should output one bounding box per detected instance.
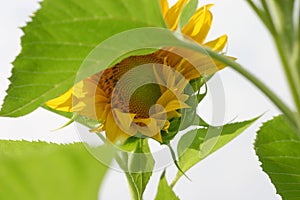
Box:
[203,48,298,130]
[245,0,300,131]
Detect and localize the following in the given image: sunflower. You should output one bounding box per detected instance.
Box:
[46,0,228,144]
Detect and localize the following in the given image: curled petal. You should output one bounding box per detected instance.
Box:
[46,88,74,112]
[204,34,228,52]
[160,0,169,16]
[182,4,214,44]
[165,0,189,30]
[105,111,131,143]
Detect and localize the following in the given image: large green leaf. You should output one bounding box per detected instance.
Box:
[0,140,112,200]
[155,171,179,200]
[172,118,257,186]
[0,0,166,117]
[1,0,230,120]
[255,115,300,200]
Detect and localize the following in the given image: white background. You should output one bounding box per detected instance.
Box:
[0,0,293,199]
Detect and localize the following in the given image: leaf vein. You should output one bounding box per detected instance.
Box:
[32,16,154,26]
[1,76,75,116]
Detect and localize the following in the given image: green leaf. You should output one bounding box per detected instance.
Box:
[123,139,154,200]
[1,0,232,120]
[1,0,231,121]
[255,115,300,200]
[155,171,179,200]
[0,140,112,200]
[172,117,258,186]
[0,0,166,117]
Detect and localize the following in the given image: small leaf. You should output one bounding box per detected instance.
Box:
[172,117,258,185]
[255,115,300,200]
[51,113,77,131]
[155,171,179,200]
[0,140,112,200]
[123,139,155,200]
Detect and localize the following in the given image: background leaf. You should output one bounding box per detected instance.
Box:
[172,118,258,186]
[267,0,295,49]
[155,171,179,200]
[0,140,112,200]
[0,0,166,117]
[255,115,300,200]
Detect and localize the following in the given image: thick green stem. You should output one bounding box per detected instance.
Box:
[246,0,273,32]
[254,0,300,130]
[273,36,300,130]
[228,0,300,131]
[260,0,277,35]
[203,47,298,130]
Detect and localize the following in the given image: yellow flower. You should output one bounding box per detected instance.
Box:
[46,0,229,144]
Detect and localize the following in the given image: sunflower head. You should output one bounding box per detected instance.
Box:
[46,0,230,145]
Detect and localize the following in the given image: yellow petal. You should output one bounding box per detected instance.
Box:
[160,0,169,16]
[46,88,74,112]
[97,103,111,121]
[167,111,181,119]
[163,66,176,88]
[182,4,213,44]
[72,81,86,98]
[152,132,163,143]
[134,118,164,142]
[134,117,167,143]
[162,120,171,132]
[204,35,228,52]
[74,79,101,99]
[213,56,237,71]
[188,54,220,76]
[113,109,136,134]
[156,89,176,107]
[164,100,190,112]
[175,78,189,94]
[72,99,108,120]
[182,67,202,79]
[165,0,189,30]
[136,118,163,141]
[105,111,130,143]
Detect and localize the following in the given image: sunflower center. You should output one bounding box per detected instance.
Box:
[98,54,163,97]
[97,53,167,119]
[129,83,162,118]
